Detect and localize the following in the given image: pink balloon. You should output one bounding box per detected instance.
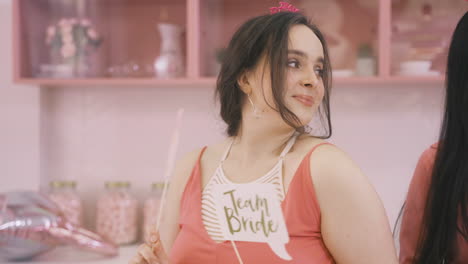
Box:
[0,191,118,261]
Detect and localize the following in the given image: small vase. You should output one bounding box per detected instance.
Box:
[154,23,184,78]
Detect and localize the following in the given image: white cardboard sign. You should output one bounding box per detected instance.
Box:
[212,183,292,260]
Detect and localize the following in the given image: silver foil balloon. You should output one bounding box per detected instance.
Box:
[0,191,118,261]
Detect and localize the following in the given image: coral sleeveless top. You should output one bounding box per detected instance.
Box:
[169,143,335,264]
[399,143,468,263]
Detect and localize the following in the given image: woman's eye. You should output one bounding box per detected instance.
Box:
[315,67,324,77]
[287,60,300,68]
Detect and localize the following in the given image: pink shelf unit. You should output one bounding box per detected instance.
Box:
[199,0,379,78]
[197,76,444,86]
[13,0,462,86]
[390,0,467,78]
[14,0,188,81]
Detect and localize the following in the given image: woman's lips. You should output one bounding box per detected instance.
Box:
[293,95,314,107]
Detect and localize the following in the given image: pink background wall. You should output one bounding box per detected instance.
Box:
[0,1,443,230]
[1,1,40,192]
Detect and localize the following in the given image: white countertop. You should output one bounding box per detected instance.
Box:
[3,245,139,264]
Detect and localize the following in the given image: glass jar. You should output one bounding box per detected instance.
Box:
[96,181,138,245]
[48,180,83,227]
[143,182,166,242]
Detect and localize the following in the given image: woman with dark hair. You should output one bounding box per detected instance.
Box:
[399,11,468,264]
[131,4,397,264]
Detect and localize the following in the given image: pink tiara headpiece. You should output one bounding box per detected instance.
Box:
[269,2,300,14]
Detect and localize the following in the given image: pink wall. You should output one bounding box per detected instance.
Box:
[37,83,442,229]
[0,1,40,192]
[1,1,443,230]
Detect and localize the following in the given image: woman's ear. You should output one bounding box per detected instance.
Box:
[237,71,251,94]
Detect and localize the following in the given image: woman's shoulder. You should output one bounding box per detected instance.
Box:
[201,138,232,163]
[423,142,438,163]
[409,142,438,188]
[295,134,345,162]
[296,135,369,192]
[413,142,438,177]
[176,138,231,170]
[171,148,205,188]
[294,134,330,152]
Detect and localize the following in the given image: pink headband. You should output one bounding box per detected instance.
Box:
[270,2,300,14]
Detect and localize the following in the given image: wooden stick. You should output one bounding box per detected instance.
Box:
[156,108,184,230]
[230,240,245,264]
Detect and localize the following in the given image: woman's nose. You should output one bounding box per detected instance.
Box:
[300,73,318,88]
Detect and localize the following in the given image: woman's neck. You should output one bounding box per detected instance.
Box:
[229,115,296,166]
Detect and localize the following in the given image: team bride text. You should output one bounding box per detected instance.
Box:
[223,189,279,237]
[213,183,292,260]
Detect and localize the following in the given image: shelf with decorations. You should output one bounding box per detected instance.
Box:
[13,0,190,85]
[12,0,462,87]
[199,0,381,81]
[390,0,466,79]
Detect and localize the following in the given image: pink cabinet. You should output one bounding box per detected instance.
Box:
[13,0,465,86]
[391,0,467,77]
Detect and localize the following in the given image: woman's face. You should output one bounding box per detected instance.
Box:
[246,24,326,128]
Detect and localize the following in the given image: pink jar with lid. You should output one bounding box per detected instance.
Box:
[96,181,138,245]
[48,180,83,227]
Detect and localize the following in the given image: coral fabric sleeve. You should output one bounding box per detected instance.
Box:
[399,144,468,264]
[399,145,435,264]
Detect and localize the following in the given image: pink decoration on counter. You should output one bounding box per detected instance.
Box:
[270,2,300,14]
[0,191,117,261]
[96,182,138,245]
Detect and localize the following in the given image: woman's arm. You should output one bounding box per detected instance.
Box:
[310,145,398,264]
[130,149,202,264]
[159,148,202,253]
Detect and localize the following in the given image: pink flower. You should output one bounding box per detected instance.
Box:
[69,18,78,25]
[61,43,76,59]
[87,28,98,40]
